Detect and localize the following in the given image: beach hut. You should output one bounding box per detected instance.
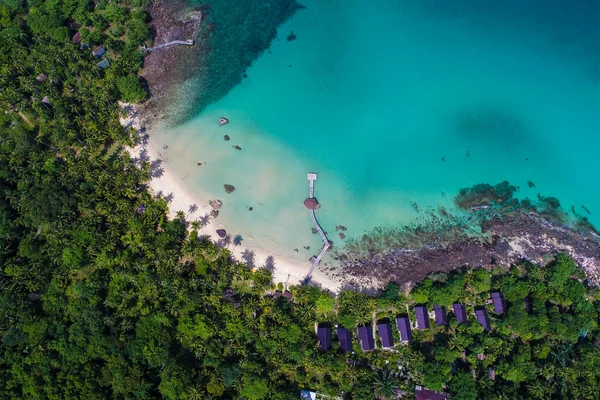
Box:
[524,297,532,313]
[357,326,374,351]
[491,292,506,314]
[317,327,331,351]
[475,309,491,331]
[337,326,353,352]
[92,45,106,58]
[434,305,447,326]
[396,316,412,342]
[453,303,467,325]
[377,322,394,348]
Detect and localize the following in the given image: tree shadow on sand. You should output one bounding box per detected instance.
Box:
[264,255,275,272]
[241,249,255,268]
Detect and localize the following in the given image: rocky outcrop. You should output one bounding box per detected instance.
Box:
[224,184,235,194]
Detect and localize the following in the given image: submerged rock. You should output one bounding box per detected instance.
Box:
[311,227,318,234]
[209,199,222,210]
[234,145,242,150]
[224,184,235,194]
[224,135,230,141]
[287,30,297,41]
[339,233,346,240]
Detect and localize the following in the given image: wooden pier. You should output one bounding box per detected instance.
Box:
[143,40,195,53]
[306,173,330,278]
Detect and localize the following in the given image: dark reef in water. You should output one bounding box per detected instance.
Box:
[328,181,600,289]
[138,0,305,127]
[180,0,305,124]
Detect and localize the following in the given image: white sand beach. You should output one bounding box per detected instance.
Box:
[121,105,340,292]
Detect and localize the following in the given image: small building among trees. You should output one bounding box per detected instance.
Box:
[357,326,374,351]
[453,303,467,324]
[337,326,353,353]
[317,326,331,351]
[396,316,412,342]
[434,305,447,326]
[475,308,491,331]
[377,322,394,348]
[491,292,507,314]
[415,305,430,329]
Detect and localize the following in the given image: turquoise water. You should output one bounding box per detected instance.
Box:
[155,0,600,262]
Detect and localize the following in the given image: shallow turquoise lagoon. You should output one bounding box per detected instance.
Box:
[155,0,600,261]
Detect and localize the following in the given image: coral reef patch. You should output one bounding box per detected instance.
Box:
[330,181,600,289]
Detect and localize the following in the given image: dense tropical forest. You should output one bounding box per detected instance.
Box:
[2,1,600,399]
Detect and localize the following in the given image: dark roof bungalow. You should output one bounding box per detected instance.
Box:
[396,316,412,342]
[415,385,447,400]
[358,326,374,351]
[337,326,352,353]
[524,297,532,313]
[415,305,430,329]
[491,292,506,314]
[71,31,81,44]
[434,305,447,326]
[92,45,106,58]
[377,322,394,348]
[317,327,331,351]
[453,303,467,324]
[475,309,491,331]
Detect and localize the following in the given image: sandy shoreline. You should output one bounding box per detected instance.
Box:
[121,105,340,292]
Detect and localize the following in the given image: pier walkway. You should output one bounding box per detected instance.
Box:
[143,40,194,52]
[306,173,330,279]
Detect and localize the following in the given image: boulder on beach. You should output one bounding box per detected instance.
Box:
[216,229,227,238]
[209,199,222,209]
[304,198,319,210]
[224,184,235,194]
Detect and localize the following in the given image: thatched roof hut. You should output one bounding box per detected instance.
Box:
[304,198,319,210]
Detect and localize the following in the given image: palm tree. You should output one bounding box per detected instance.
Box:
[373,367,398,400]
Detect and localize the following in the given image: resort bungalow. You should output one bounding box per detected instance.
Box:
[453,303,467,325]
[415,305,430,329]
[434,305,447,326]
[377,322,394,348]
[71,31,81,44]
[97,59,110,70]
[337,326,353,353]
[491,292,507,314]
[415,385,448,400]
[317,327,331,351]
[524,297,532,313]
[92,45,106,58]
[396,316,413,342]
[475,309,491,331]
[357,326,374,351]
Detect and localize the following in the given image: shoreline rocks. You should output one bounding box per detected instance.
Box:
[209,199,222,210]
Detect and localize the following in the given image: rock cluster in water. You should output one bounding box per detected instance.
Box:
[329,181,600,289]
